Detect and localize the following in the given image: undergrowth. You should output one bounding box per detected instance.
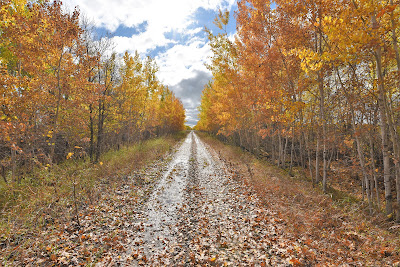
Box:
[0,132,187,242]
[198,131,400,265]
[198,132,385,217]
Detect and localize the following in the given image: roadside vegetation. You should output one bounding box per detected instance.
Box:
[198,132,400,265]
[0,132,187,264]
[197,0,400,222]
[1,0,185,184]
[0,1,187,262]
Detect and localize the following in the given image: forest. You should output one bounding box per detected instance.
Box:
[0,0,186,181]
[1,0,400,265]
[197,0,400,222]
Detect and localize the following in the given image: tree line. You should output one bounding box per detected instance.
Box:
[197,0,400,221]
[0,0,185,183]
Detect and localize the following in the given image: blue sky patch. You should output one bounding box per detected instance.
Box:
[193,5,237,36]
[74,0,240,126]
[95,21,148,37]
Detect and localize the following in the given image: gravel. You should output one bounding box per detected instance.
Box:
[125,132,293,266]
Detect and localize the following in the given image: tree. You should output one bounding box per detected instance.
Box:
[0,0,186,183]
[198,0,400,220]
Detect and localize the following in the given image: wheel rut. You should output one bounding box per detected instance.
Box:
[127,131,291,266]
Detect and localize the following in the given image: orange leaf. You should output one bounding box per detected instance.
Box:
[289,258,302,266]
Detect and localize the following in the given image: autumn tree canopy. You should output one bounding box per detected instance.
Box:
[0,0,185,181]
[197,0,400,221]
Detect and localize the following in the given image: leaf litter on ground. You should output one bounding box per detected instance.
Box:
[2,131,399,266]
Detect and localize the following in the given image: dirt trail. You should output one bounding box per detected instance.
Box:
[129,132,192,257]
[127,132,292,266]
[4,132,398,266]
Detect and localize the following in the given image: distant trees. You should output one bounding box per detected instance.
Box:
[0,0,185,181]
[197,0,400,221]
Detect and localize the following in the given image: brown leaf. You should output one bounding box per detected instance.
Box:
[50,254,57,261]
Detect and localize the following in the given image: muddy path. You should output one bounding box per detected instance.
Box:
[127,132,293,266]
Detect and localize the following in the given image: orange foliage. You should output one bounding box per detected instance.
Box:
[0,0,185,178]
[198,0,400,219]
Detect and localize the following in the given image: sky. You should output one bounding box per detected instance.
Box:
[63,0,238,127]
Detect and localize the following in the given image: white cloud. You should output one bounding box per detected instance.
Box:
[63,0,236,126]
[64,0,236,32]
[63,0,235,77]
[64,0,235,67]
[112,29,176,55]
[155,38,211,86]
[186,27,203,36]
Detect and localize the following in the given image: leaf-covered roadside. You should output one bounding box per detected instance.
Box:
[169,137,299,266]
[0,133,186,265]
[123,132,301,266]
[2,130,399,266]
[199,133,400,266]
[197,0,400,222]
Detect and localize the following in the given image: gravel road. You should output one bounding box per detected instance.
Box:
[5,131,398,266]
[127,132,292,266]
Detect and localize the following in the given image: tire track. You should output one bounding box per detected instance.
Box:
[127,132,292,266]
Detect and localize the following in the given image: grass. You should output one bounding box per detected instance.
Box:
[198,132,373,210]
[197,131,400,265]
[0,132,188,239]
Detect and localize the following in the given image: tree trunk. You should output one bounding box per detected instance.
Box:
[89,104,95,162]
[388,3,400,220]
[382,76,400,219]
[318,72,327,193]
[300,132,306,169]
[369,121,381,210]
[282,135,289,169]
[315,134,320,184]
[337,65,373,212]
[11,147,17,183]
[396,169,400,222]
[289,126,295,175]
[278,132,282,167]
[272,134,277,164]
[50,93,61,164]
[50,51,65,164]
[1,165,7,184]
[95,102,105,163]
[304,133,314,183]
[374,44,393,216]
[353,120,373,213]
[390,0,400,73]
